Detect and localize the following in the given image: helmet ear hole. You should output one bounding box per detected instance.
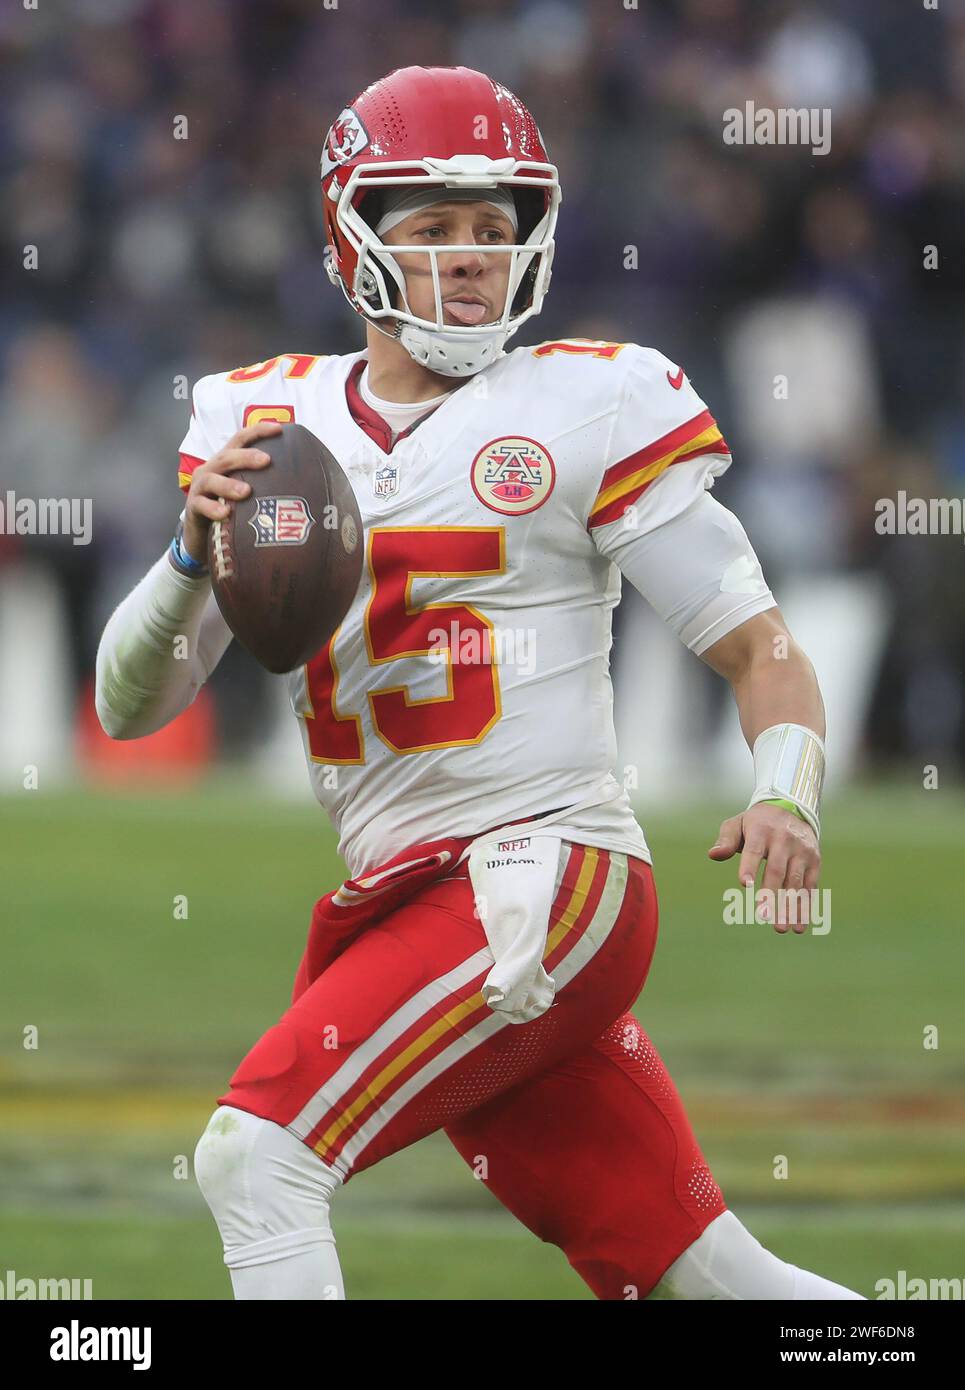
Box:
[358,266,379,299]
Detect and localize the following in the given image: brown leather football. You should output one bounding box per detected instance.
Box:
[207,423,363,674]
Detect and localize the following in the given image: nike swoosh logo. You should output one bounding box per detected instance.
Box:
[667,366,685,390]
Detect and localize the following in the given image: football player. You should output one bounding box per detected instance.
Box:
[96,66,861,1300]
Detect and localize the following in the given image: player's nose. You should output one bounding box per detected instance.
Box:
[438,245,486,277]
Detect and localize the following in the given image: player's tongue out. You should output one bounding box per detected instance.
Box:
[445,300,488,325]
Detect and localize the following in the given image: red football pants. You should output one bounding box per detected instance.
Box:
[220,843,727,1298]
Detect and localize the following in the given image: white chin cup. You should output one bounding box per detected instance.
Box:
[398,321,508,378]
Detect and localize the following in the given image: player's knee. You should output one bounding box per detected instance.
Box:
[194,1104,342,1256]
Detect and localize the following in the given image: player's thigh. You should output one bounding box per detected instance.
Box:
[444,1011,726,1299]
[348,848,659,1173]
[217,873,485,1142]
[220,846,657,1182]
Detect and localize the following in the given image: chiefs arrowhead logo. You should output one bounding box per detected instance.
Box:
[667,366,685,390]
[321,107,370,177]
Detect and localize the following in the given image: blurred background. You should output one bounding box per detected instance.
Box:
[2,0,964,1300]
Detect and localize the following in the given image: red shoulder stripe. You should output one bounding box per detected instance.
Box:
[599,408,717,494]
[177,452,205,493]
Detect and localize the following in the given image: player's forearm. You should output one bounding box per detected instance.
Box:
[95,551,218,739]
[730,640,826,751]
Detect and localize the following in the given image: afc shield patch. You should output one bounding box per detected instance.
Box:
[470,436,556,516]
[249,496,316,546]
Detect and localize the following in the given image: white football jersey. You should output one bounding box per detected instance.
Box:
[178,340,774,877]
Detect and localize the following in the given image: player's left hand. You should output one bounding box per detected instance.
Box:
[707,804,820,934]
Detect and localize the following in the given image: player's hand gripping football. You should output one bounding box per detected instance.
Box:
[182,421,283,563]
[707,803,820,934]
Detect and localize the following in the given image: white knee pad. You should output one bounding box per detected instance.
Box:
[194,1104,343,1274]
[650,1210,864,1300]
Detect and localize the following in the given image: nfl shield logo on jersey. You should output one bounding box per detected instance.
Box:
[249,496,316,546]
[471,437,556,516]
[374,463,400,498]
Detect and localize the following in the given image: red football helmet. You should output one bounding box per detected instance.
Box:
[321,66,561,377]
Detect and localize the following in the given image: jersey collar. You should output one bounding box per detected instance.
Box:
[344,357,449,456]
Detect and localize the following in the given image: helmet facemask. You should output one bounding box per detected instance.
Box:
[327,155,561,378]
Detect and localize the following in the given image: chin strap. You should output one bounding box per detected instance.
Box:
[398,321,507,378]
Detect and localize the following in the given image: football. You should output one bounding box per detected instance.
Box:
[207,422,363,674]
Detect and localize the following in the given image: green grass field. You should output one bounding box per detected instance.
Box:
[2,778,964,1299]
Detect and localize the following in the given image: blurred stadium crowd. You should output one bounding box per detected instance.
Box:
[1,0,963,774]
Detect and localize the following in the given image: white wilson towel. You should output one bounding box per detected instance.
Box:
[467,832,564,1025]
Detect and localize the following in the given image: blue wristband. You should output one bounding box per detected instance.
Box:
[169,531,209,577]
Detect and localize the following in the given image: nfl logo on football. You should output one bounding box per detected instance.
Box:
[249,496,316,547]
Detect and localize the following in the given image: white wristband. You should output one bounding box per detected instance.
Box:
[747,723,825,838]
